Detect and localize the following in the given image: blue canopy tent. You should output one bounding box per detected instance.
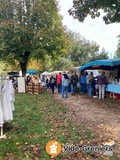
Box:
[79,58,120,71]
[27,69,38,74]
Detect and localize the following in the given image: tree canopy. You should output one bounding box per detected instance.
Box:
[65,31,108,66]
[42,30,109,71]
[0,0,67,76]
[68,0,120,24]
[115,35,120,57]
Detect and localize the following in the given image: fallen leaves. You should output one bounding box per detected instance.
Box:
[1,92,120,159]
[22,143,42,158]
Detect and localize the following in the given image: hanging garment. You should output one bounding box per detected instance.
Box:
[1,80,13,122]
[0,79,4,126]
[9,80,15,111]
[0,94,4,127]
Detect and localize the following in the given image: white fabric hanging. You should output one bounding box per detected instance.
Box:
[0,75,4,138]
[0,79,4,126]
[1,79,13,122]
[0,108,3,127]
[0,78,15,138]
[9,80,15,111]
[0,96,4,137]
[0,95,4,127]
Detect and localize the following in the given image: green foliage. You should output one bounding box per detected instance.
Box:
[0,0,67,75]
[89,48,109,62]
[40,54,74,72]
[0,92,119,159]
[40,54,54,72]
[0,61,9,74]
[68,0,120,24]
[115,35,120,57]
[0,92,95,159]
[65,31,108,66]
[42,30,109,71]
[52,56,74,71]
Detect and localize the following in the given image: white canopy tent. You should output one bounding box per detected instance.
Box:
[50,71,63,75]
[41,71,49,76]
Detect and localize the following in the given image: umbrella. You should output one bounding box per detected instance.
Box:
[27,69,38,74]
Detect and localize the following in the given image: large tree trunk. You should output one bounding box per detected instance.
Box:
[20,62,27,77]
[20,51,31,77]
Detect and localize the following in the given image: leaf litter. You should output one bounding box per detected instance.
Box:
[54,92,120,159]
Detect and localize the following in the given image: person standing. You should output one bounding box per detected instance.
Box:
[97,71,108,99]
[67,71,71,93]
[50,75,56,94]
[81,71,87,94]
[57,72,62,93]
[70,71,78,95]
[86,72,94,95]
[46,75,50,89]
[89,76,97,98]
[61,72,69,98]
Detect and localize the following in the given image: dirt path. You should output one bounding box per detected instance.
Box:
[54,92,120,157]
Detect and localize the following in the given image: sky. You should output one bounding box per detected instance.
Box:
[58,0,120,58]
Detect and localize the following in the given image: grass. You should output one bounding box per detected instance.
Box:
[0,92,119,160]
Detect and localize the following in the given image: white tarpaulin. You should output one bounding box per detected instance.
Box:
[18,77,25,93]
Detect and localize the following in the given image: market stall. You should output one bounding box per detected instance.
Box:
[79,58,120,98]
[106,84,120,94]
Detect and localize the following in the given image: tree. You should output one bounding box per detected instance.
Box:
[115,35,120,57]
[52,56,74,71]
[27,59,42,70]
[68,0,120,24]
[0,61,14,74]
[89,48,108,61]
[69,39,99,66]
[65,31,108,66]
[0,0,66,76]
[40,54,54,72]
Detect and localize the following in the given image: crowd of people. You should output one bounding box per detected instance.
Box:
[41,70,108,99]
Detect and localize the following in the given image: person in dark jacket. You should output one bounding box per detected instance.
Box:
[97,71,108,99]
[70,71,78,95]
[50,75,56,94]
[89,76,97,98]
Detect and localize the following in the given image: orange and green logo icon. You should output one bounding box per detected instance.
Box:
[46,140,62,156]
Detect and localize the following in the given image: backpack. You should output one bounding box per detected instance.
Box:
[63,74,69,79]
[51,78,55,84]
